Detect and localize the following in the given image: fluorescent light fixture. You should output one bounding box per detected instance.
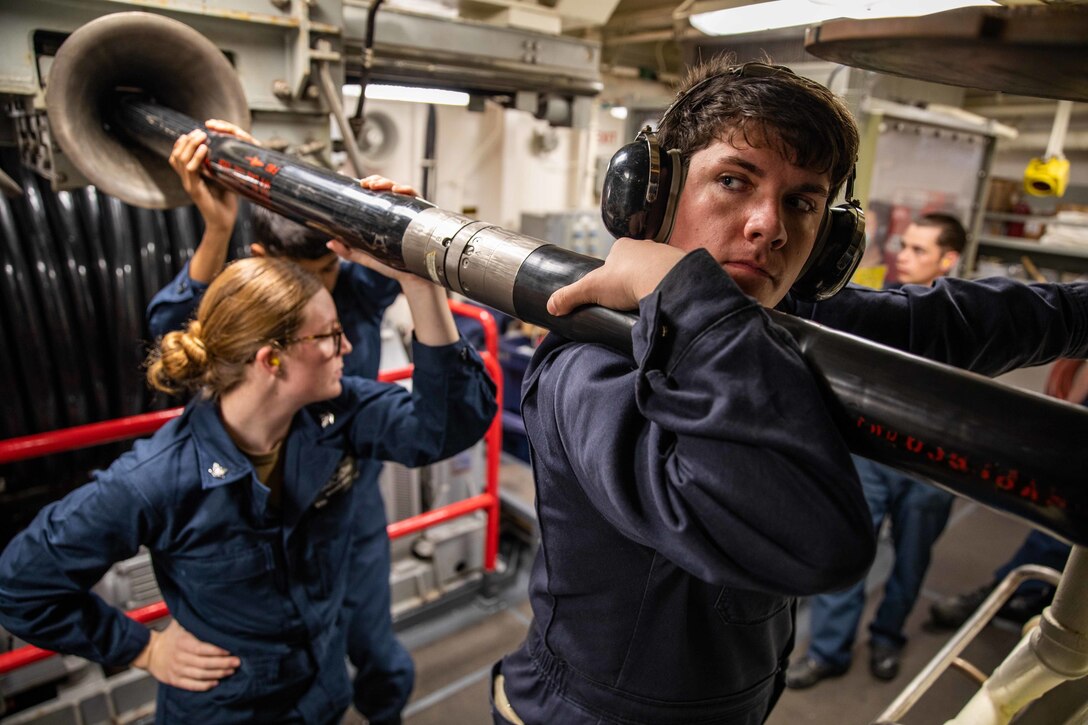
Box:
[609,106,629,120]
[690,0,998,36]
[342,84,470,106]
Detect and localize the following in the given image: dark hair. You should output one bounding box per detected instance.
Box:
[657,55,860,201]
[146,257,322,397]
[250,205,334,260]
[915,212,967,254]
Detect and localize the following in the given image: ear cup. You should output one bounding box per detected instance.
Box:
[600,136,656,240]
[791,203,866,302]
[600,128,684,243]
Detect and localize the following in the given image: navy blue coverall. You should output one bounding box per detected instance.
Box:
[0,338,496,724]
[497,250,1088,725]
[148,260,415,723]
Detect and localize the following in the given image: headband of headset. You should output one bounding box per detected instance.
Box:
[599,62,866,302]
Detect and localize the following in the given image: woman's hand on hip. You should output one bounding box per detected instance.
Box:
[132,619,240,691]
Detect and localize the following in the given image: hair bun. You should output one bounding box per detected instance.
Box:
[179,322,209,367]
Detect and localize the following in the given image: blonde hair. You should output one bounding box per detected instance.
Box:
[146,257,323,397]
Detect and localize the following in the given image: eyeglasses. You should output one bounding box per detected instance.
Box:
[279,325,345,357]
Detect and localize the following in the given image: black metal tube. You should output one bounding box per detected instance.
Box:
[114,99,1088,546]
[512,246,635,352]
[772,312,1087,544]
[117,99,637,352]
[116,100,423,265]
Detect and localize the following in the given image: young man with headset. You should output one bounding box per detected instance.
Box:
[490,58,1088,724]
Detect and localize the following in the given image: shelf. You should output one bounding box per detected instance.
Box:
[984,211,1088,227]
[976,235,1088,275]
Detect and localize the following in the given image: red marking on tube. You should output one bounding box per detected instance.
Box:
[245,155,265,168]
[265,163,281,175]
[995,470,1017,491]
[1047,493,1068,509]
[853,415,1058,509]
[1020,480,1040,502]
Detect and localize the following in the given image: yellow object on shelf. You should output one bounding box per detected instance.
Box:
[1024,156,1070,197]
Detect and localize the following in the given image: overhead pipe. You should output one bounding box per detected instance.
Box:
[314,39,368,178]
[348,0,384,141]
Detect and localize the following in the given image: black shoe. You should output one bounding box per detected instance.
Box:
[784,656,848,690]
[928,583,994,630]
[1000,586,1055,625]
[869,643,901,681]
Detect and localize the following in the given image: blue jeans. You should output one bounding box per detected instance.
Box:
[806,456,953,668]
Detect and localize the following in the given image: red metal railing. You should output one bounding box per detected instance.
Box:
[0,408,186,464]
[0,300,503,675]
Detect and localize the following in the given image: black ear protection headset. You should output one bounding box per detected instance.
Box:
[600,62,866,302]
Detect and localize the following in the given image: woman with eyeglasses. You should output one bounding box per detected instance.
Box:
[0,251,497,723]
